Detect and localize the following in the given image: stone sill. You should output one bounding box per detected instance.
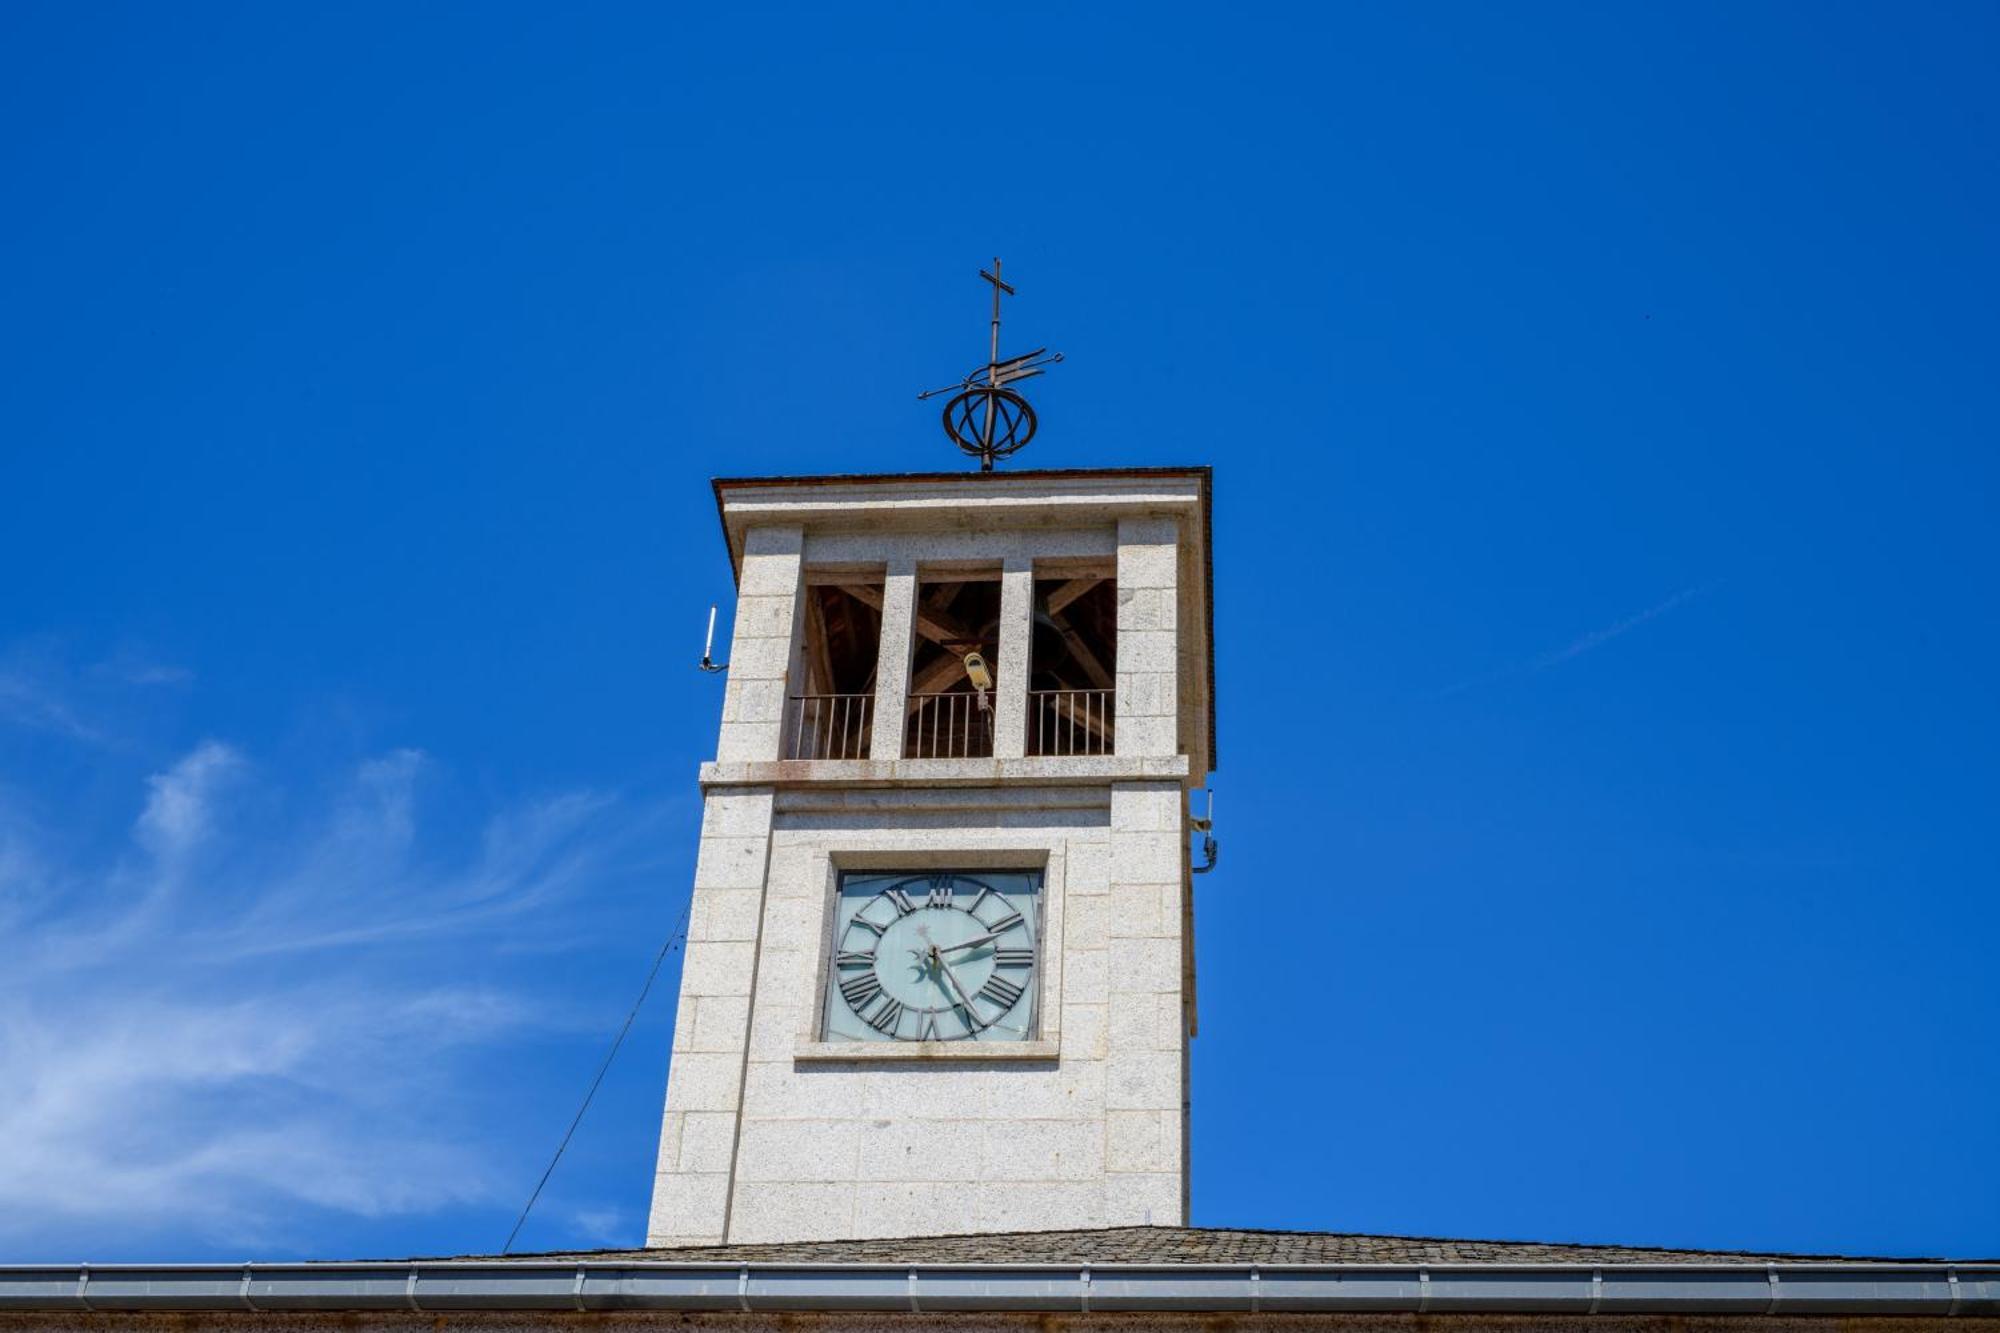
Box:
[793,1039,1060,1064]
[702,755,1190,789]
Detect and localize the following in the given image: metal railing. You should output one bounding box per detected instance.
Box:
[785,693,874,760]
[1029,688,1115,756]
[905,691,994,759]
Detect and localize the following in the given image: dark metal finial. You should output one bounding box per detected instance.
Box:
[917,258,1063,471]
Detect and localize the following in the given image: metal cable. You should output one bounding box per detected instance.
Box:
[502,899,694,1253]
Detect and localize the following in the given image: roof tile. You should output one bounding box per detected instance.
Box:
[494,1225,1973,1266]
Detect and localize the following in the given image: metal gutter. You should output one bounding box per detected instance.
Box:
[1,1261,1994,1315]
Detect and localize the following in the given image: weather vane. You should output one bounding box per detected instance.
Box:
[917,258,1063,471]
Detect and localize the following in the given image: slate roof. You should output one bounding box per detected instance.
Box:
[502,1224,1968,1265]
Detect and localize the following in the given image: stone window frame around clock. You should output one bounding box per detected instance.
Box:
[793,842,1068,1064]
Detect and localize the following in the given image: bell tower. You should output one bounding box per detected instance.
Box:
[647,271,1215,1246]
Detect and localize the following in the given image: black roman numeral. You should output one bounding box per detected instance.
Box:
[882,886,918,915]
[983,910,1025,936]
[863,996,904,1034]
[834,949,875,969]
[977,973,1025,1010]
[994,947,1034,967]
[839,973,882,1010]
[926,880,954,909]
[915,1011,942,1041]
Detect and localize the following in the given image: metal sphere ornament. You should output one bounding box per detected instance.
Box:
[917,259,1063,472]
[941,383,1037,465]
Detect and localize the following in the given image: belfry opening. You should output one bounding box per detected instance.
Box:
[904,571,1002,759]
[1029,569,1117,756]
[786,579,883,760]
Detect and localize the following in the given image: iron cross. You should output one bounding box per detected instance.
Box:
[979,258,1014,380]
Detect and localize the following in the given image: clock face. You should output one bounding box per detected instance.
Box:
[822,870,1041,1043]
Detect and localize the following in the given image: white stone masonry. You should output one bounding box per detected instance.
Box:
[716,526,805,764]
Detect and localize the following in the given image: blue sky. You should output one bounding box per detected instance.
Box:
[2,1,1996,1262]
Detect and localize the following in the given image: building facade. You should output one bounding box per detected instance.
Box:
[647,468,1215,1246]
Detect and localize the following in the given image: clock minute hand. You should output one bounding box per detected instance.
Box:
[936,929,1008,954]
[929,945,986,1028]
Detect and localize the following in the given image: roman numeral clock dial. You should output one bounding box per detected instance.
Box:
[823,871,1041,1043]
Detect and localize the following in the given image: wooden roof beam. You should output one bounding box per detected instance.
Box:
[1048,608,1114,690]
[837,584,978,651]
[1044,576,1103,616]
[803,588,837,696]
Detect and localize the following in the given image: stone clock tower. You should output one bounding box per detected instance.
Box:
[647,467,1215,1245]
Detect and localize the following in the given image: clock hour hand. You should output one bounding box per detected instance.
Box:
[928,944,986,1029]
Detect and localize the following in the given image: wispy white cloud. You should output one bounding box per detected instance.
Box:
[1438,585,1705,697]
[0,665,104,743]
[134,740,244,862]
[107,662,196,688]
[0,641,192,746]
[0,732,679,1256]
[1532,586,1701,670]
[562,1205,632,1247]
